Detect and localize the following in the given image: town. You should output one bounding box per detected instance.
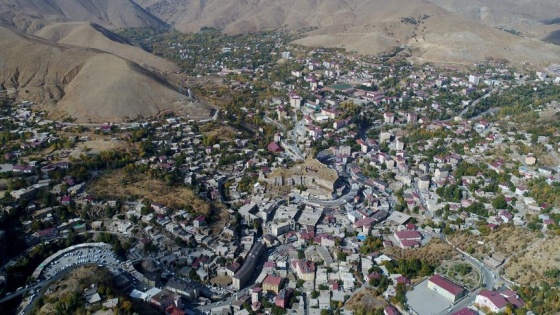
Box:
[0,30,560,315]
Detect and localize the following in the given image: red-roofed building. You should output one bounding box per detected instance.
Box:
[427,274,466,302]
[226,262,241,276]
[393,230,422,249]
[475,289,524,313]
[384,305,400,315]
[275,288,293,309]
[451,308,477,315]
[268,141,283,153]
[396,276,411,286]
[193,216,206,227]
[262,274,284,294]
[34,227,58,240]
[292,259,316,281]
[165,305,185,315]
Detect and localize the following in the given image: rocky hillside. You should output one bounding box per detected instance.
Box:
[426,0,560,43]
[0,0,165,32]
[0,26,184,123]
[134,0,560,65]
[35,22,178,73]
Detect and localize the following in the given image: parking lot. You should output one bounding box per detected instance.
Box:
[39,246,121,280]
[406,279,454,315]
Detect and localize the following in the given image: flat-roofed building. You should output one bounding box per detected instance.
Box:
[232,243,266,290]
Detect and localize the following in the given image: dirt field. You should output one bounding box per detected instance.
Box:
[211,275,232,287]
[448,226,538,261]
[38,266,113,315]
[88,170,211,215]
[200,123,239,142]
[383,238,457,265]
[503,236,560,286]
[345,288,387,311]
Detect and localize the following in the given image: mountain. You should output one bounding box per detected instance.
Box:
[135,0,560,65]
[0,0,165,32]
[35,22,178,73]
[0,26,185,123]
[426,0,560,43]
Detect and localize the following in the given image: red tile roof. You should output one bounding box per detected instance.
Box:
[263,274,283,287]
[428,274,465,296]
[395,230,422,240]
[451,308,477,315]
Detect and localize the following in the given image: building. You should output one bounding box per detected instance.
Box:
[451,308,478,315]
[271,221,291,237]
[292,259,316,281]
[262,274,284,294]
[290,94,302,109]
[418,176,431,190]
[268,142,284,153]
[34,227,58,241]
[384,112,395,124]
[475,289,525,313]
[275,288,293,309]
[232,243,266,290]
[393,230,422,249]
[384,305,400,315]
[149,290,177,312]
[251,286,262,304]
[427,274,466,302]
[166,279,198,300]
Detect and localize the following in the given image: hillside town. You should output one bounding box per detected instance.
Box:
[1,30,560,315]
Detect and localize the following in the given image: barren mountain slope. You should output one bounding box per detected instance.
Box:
[0,26,183,123]
[135,0,560,65]
[0,0,165,32]
[36,22,178,73]
[426,0,560,41]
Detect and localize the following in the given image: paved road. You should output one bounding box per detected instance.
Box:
[437,238,500,314]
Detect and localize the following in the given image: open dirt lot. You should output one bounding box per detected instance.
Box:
[88,170,211,215]
[448,226,538,261]
[384,238,457,266]
[503,236,560,286]
[345,288,387,311]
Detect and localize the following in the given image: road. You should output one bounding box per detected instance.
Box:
[442,88,498,122]
[436,237,500,314]
[0,261,121,313]
[264,115,285,131]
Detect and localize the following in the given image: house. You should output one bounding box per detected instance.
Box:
[166,305,186,315]
[451,308,478,315]
[418,176,431,190]
[384,305,400,315]
[268,142,283,153]
[292,259,316,281]
[61,195,72,205]
[384,112,395,124]
[393,230,422,249]
[475,289,525,313]
[275,288,293,309]
[149,290,177,312]
[193,216,206,228]
[262,274,284,294]
[34,227,58,240]
[427,274,466,302]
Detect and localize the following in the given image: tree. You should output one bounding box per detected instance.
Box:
[492,194,508,210]
[120,299,133,313]
[337,251,348,262]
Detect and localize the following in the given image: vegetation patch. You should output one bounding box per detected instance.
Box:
[88,169,210,215]
[504,236,560,286]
